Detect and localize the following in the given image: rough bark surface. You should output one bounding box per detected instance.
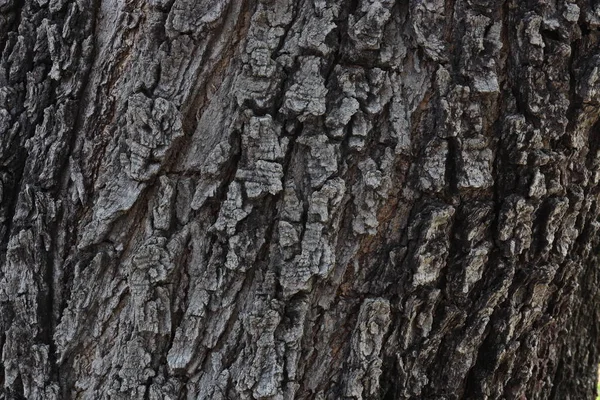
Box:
[0,0,599,399]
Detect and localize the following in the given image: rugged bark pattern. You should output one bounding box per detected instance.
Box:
[0,0,600,399]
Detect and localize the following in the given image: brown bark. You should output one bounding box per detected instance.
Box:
[0,0,599,399]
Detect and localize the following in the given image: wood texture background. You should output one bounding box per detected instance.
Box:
[0,0,599,399]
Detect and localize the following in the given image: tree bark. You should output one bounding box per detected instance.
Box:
[0,0,599,399]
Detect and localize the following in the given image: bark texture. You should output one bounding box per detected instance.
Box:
[0,0,600,399]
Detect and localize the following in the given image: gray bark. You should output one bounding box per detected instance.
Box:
[0,0,599,399]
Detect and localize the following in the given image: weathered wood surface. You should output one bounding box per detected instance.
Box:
[0,0,599,399]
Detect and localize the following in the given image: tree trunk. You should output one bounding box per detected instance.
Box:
[0,0,599,399]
